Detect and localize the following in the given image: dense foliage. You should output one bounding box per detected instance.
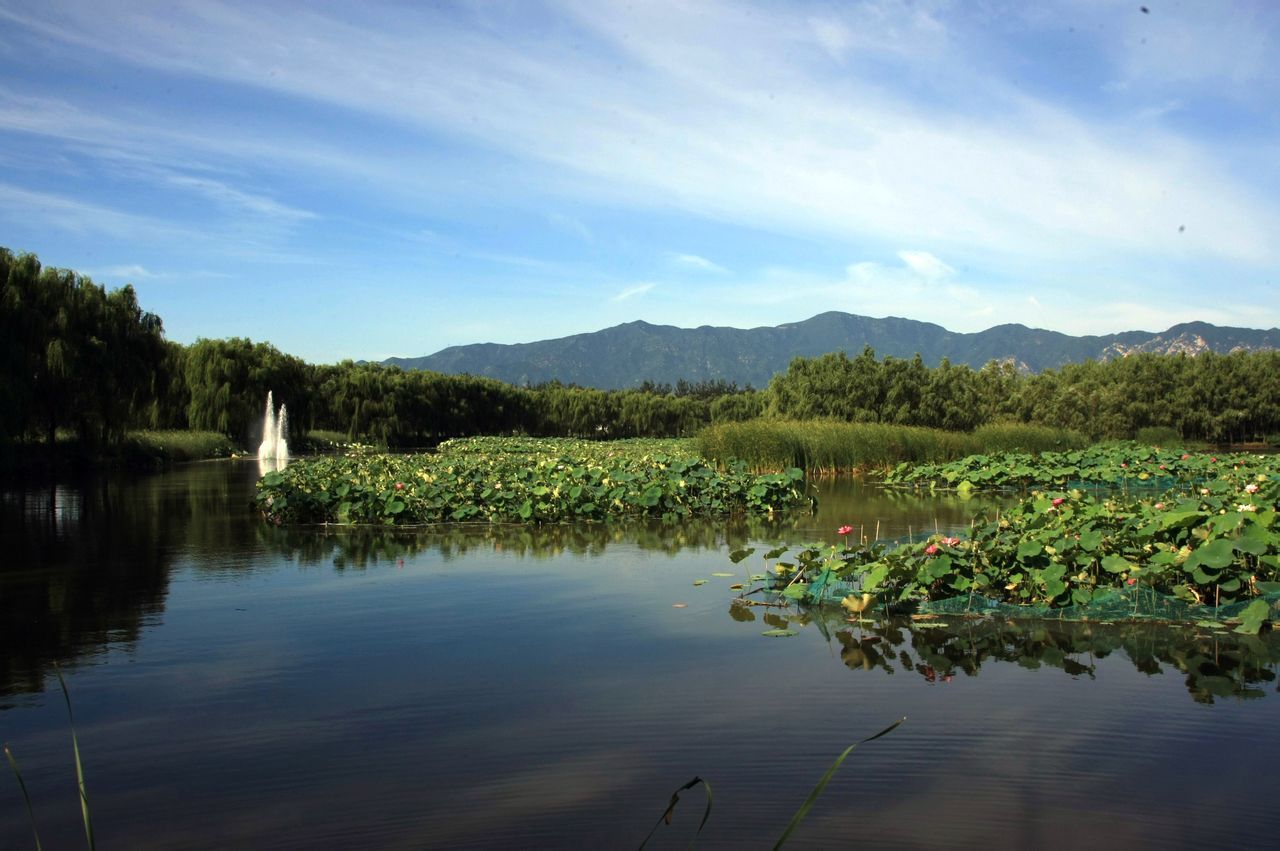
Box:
[0,248,168,447]
[885,441,1236,490]
[4,247,1279,454]
[742,448,1280,630]
[255,438,807,525]
[767,346,1280,443]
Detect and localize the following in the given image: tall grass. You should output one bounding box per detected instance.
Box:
[698,419,1087,473]
[122,430,236,464]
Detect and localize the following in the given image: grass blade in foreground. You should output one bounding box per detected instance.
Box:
[773,716,906,850]
[53,664,94,851]
[4,744,44,851]
[637,775,713,850]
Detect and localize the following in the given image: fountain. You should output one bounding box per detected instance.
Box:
[257,391,290,468]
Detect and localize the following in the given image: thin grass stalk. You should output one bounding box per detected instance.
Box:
[637,775,713,850]
[53,664,93,851]
[4,744,44,851]
[773,716,907,850]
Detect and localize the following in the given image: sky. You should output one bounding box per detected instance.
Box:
[1,0,1278,364]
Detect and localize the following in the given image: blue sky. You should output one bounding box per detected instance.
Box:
[1,0,1277,364]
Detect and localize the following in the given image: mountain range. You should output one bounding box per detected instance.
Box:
[383,312,1280,390]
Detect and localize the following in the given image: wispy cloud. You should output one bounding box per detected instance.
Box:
[896,250,954,282]
[2,0,1278,362]
[0,183,194,241]
[612,282,655,302]
[7,1,1276,267]
[90,264,156,280]
[671,253,728,274]
[164,175,316,222]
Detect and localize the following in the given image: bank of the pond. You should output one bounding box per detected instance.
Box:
[255,436,807,525]
[698,419,1087,473]
[0,428,356,473]
[732,445,1280,632]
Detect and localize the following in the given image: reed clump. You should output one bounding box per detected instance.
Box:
[698,419,1086,473]
[121,430,237,463]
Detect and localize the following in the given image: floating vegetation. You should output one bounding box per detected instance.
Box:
[731,446,1280,631]
[883,440,1275,492]
[255,437,806,525]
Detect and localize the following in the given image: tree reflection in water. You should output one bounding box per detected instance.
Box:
[730,602,1280,705]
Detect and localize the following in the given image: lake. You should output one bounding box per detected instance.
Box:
[2,461,1278,849]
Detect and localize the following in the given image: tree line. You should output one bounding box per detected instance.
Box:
[765,346,1280,443]
[3,247,1277,451]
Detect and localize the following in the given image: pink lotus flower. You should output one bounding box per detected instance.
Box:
[1127,578,1137,586]
[394,482,405,491]
[1159,464,1166,470]
[1121,462,1129,468]
[1210,457,1217,463]
[1181,454,1191,460]
[1052,497,1065,506]
[942,536,960,546]
[1245,483,1259,493]
[1153,502,1164,510]
[925,544,939,555]
[837,525,854,536]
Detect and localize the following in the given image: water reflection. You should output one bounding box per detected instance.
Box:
[729,602,1280,705]
[256,514,790,569]
[0,463,263,702]
[5,463,1277,710]
[256,455,288,476]
[253,475,1009,569]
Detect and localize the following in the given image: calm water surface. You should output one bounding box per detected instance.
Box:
[2,462,1278,849]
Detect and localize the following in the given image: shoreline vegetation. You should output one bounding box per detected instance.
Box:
[5,246,1280,477]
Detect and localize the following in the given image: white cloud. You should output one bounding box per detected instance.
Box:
[9,0,1275,270]
[92,264,156,280]
[4,0,1279,356]
[671,253,728,274]
[896,250,954,282]
[808,17,852,62]
[0,183,194,241]
[164,175,316,222]
[612,282,655,302]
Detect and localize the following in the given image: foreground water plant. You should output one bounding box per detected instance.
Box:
[4,664,94,851]
[256,437,807,525]
[735,452,1280,631]
[639,717,905,849]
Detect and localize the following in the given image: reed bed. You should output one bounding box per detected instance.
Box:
[698,419,1086,473]
[122,430,237,463]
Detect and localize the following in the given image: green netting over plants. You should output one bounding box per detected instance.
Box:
[797,571,1280,630]
[728,445,1280,633]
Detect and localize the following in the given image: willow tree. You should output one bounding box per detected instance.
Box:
[184,337,312,443]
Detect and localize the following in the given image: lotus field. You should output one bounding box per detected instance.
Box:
[255,437,806,525]
[742,443,1280,632]
[884,441,1247,491]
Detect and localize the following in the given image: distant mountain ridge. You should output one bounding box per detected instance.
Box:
[383,313,1280,390]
